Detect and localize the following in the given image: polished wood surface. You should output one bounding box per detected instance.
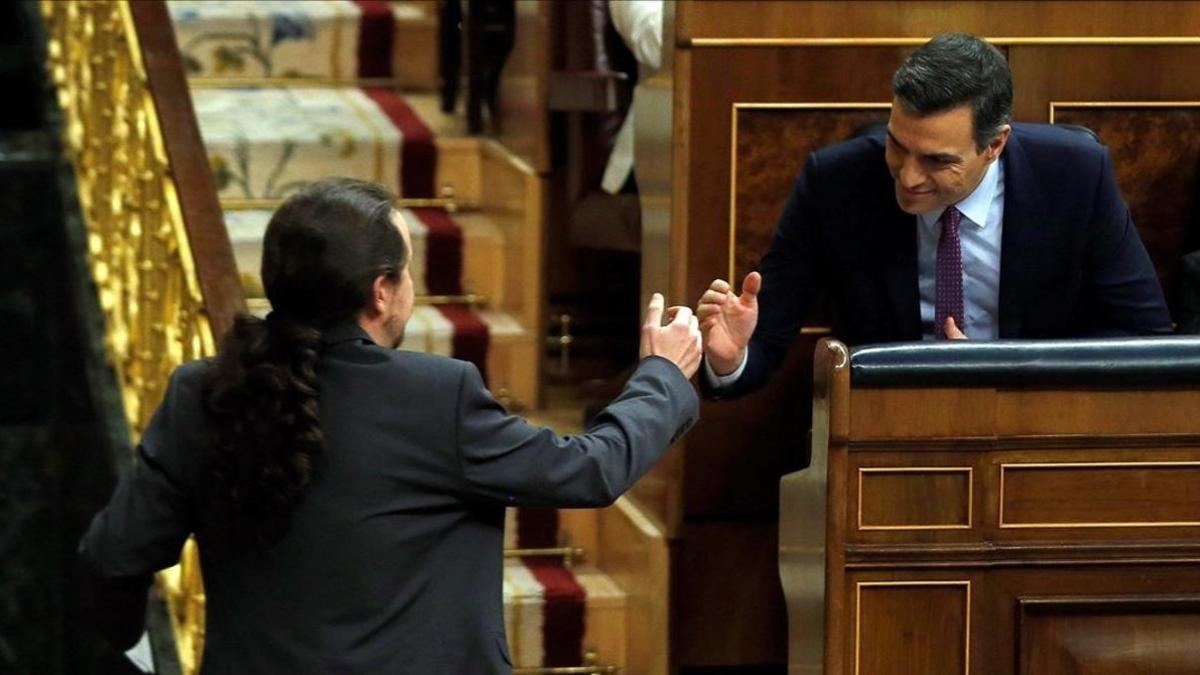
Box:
[1000,463,1200,528]
[855,582,969,675]
[858,469,972,530]
[677,2,1200,41]
[1018,596,1200,674]
[496,0,551,174]
[1052,104,1200,307]
[129,1,245,339]
[782,338,1200,673]
[598,498,671,675]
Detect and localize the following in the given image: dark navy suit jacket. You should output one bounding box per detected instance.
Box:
[707,124,1171,399]
[80,324,698,673]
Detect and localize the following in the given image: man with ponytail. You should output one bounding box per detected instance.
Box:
[79,177,701,673]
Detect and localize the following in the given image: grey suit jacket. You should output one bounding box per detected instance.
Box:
[80,323,698,674]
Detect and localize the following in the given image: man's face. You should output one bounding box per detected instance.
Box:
[884,98,1009,215]
[381,209,415,348]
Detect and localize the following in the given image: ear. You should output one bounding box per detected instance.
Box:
[986,124,1012,162]
[368,273,393,317]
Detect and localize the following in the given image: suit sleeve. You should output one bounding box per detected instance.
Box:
[1082,149,1173,335]
[455,356,698,507]
[78,368,198,648]
[702,154,826,400]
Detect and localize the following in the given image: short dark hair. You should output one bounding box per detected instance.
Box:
[892,33,1013,150]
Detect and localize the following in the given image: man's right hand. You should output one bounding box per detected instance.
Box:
[640,293,703,379]
[696,272,761,376]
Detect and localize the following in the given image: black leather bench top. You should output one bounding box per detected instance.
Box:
[848,337,1200,387]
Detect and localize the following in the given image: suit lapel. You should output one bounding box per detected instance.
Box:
[998,129,1047,338]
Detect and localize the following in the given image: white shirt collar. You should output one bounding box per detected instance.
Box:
[918,157,1002,229]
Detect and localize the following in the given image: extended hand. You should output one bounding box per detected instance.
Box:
[696,272,761,375]
[640,293,703,379]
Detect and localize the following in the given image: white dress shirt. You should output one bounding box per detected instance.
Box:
[918,157,1005,340]
[706,156,1006,388]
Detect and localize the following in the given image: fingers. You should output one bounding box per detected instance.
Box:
[740,271,762,301]
[944,316,968,340]
[669,305,693,326]
[709,279,731,294]
[643,292,665,328]
[699,288,728,306]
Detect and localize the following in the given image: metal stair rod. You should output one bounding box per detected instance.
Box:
[516,652,618,675]
[221,196,474,213]
[188,76,402,89]
[503,546,585,566]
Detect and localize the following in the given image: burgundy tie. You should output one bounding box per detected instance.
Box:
[935,206,964,339]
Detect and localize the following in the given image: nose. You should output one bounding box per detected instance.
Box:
[898,158,926,190]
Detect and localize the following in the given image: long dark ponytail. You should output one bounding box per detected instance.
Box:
[203,178,406,552]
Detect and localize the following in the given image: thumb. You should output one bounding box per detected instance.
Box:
[643,292,665,328]
[740,272,762,304]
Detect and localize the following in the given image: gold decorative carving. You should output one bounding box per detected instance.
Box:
[999,461,1200,529]
[857,467,974,531]
[40,1,211,671]
[854,580,971,675]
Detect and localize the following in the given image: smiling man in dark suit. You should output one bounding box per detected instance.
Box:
[697,32,1172,399]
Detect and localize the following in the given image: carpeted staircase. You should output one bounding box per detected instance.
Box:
[168,2,624,672]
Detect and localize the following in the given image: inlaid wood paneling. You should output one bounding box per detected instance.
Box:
[857,467,973,531]
[854,581,970,675]
[732,105,889,283]
[1000,462,1200,529]
[1051,104,1200,308]
[1018,596,1200,675]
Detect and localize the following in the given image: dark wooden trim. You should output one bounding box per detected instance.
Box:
[1018,594,1200,613]
[845,541,1200,568]
[849,433,1200,453]
[127,0,245,341]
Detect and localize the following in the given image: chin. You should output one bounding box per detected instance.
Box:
[895,191,936,215]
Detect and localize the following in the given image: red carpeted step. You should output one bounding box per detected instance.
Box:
[363,87,437,197]
[437,304,490,383]
[410,207,464,295]
[354,0,394,79]
[522,558,587,667]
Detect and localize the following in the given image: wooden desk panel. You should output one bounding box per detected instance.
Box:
[784,339,1200,674]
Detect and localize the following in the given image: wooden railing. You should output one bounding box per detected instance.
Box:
[40,1,242,672]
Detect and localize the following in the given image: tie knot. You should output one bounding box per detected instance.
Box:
[941,206,963,230]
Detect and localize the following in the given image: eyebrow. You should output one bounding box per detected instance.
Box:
[887,131,961,164]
